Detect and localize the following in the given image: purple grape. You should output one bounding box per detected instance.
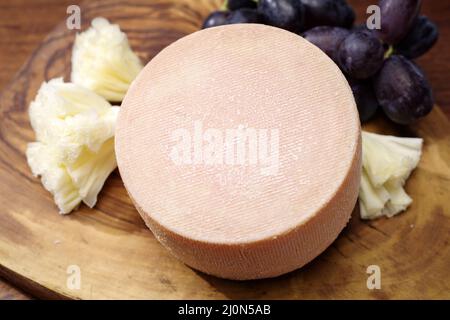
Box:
[303,26,350,63]
[347,77,379,123]
[337,31,385,79]
[227,0,257,10]
[300,0,355,30]
[377,0,422,44]
[257,0,304,33]
[352,23,375,35]
[202,11,229,29]
[374,55,434,125]
[226,8,261,24]
[395,16,439,59]
[352,24,392,54]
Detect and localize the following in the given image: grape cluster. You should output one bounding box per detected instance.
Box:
[202,0,439,125]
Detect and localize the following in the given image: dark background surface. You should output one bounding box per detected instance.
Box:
[0,0,448,299]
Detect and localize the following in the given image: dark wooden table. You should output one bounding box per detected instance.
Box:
[0,0,448,300]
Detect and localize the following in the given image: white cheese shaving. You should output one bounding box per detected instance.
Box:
[71,17,143,101]
[27,78,119,214]
[359,131,423,219]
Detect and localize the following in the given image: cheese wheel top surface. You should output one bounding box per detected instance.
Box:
[116,24,360,245]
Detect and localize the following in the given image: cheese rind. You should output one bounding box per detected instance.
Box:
[116,24,361,279]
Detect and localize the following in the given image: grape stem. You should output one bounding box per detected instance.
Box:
[384,45,394,59]
[221,0,228,11]
[221,0,259,10]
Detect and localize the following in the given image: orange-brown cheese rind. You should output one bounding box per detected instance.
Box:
[116,24,361,280]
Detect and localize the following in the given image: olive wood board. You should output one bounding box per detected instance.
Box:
[0,0,449,299]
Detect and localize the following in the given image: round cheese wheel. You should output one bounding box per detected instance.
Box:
[116,24,361,280]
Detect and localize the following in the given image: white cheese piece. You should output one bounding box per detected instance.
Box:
[359,131,423,220]
[66,138,117,208]
[27,78,119,214]
[71,17,143,101]
[27,142,83,213]
[383,180,413,217]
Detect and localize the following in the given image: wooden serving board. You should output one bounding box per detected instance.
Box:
[0,0,449,299]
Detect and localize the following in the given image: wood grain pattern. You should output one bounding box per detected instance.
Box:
[0,0,75,299]
[0,0,75,87]
[0,0,449,299]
